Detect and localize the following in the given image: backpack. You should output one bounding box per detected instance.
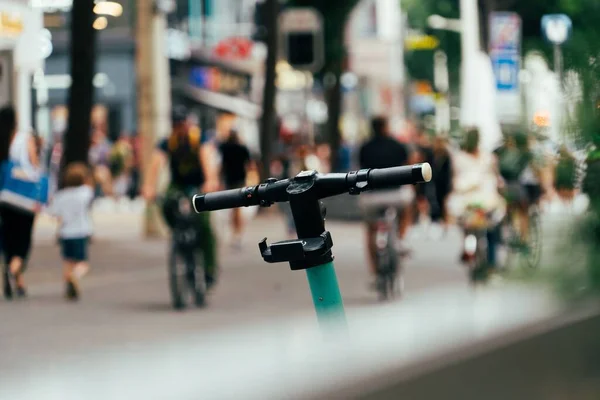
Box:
[499,148,529,181]
[165,126,204,180]
[167,126,201,154]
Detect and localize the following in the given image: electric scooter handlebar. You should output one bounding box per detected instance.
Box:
[192,163,432,213]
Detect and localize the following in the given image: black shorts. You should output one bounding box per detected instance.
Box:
[523,184,542,204]
[61,238,89,262]
[505,182,542,206]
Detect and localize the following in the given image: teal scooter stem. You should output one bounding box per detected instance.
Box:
[305,261,347,329]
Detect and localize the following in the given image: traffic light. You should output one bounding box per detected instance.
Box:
[280,8,323,72]
[285,32,316,67]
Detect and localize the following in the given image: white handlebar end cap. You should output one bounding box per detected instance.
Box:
[192,194,200,213]
[421,162,433,182]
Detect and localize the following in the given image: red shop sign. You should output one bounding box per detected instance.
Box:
[213,37,253,60]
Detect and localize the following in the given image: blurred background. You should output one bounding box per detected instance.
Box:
[1,0,600,398]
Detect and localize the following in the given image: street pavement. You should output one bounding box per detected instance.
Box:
[0,196,585,375]
[0,204,469,369]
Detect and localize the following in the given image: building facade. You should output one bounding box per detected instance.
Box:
[345,0,406,140]
[170,0,262,153]
[34,0,136,141]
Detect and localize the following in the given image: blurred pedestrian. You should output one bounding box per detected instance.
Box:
[0,106,16,299]
[337,139,352,172]
[218,129,252,248]
[432,136,453,231]
[109,135,134,204]
[89,127,112,197]
[48,163,94,301]
[143,105,220,291]
[126,135,142,200]
[0,106,42,299]
[447,128,505,267]
[315,142,331,173]
[271,139,295,237]
[414,129,435,229]
[359,116,414,280]
[555,145,578,203]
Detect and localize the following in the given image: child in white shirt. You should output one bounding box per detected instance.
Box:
[48,162,94,301]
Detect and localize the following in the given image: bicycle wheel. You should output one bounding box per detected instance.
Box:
[168,246,199,310]
[525,207,542,268]
[375,252,391,301]
[394,257,405,299]
[497,214,519,271]
[192,251,206,308]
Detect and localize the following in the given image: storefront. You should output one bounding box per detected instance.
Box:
[0,0,44,132]
[171,51,262,152]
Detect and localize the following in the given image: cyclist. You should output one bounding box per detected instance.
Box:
[496,132,538,247]
[142,105,220,291]
[358,116,415,283]
[447,128,505,268]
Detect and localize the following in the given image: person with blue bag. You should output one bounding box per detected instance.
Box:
[0,106,47,300]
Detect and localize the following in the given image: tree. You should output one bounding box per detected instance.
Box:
[403,0,461,96]
[258,0,280,180]
[62,0,97,177]
[287,0,361,169]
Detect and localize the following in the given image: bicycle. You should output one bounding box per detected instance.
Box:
[161,193,206,310]
[358,190,411,301]
[459,205,504,283]
[193,164,432,330]
[498,198,542,270]
[373,207,403,300]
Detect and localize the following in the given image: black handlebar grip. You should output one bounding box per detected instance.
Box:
[368,163,432,190]
[192,187,257,213]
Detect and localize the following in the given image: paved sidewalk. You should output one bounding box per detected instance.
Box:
[1,199,581,384]
[27,193,578,287]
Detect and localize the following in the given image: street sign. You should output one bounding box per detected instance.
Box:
[489,12,521,52]
[541,14,572,45]
[279,8,324,72]
[489,12,522,124]
[491,53,519,91]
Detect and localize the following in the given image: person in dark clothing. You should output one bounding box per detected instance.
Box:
[218,130,252,248]
[0,106,40,299]
[218,130,251,189]
[143,105,220,292]
[359,116,414,279]
[359,118,410,170]
[432,136,453,229]
[414,130,436,225]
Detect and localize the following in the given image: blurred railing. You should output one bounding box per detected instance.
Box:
[5,285,598,400]
[349,307,600,399]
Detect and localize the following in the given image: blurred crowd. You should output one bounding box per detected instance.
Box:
[46,128,142,203]
[0,98,585,303]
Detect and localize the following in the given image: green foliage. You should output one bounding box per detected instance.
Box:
[402,0,600,105]
[403,0,461,85]
[583,159,600,199]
